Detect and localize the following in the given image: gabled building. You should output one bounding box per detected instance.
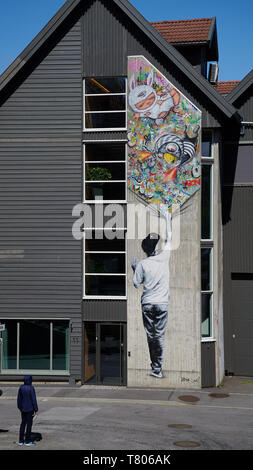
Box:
[0,0,250,388]
[221,70,253,377]
[151,17,218,79]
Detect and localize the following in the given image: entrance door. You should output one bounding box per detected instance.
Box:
[231,274,253,376]
[84,323,126,385]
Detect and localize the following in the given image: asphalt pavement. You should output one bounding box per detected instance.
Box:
[0,375,253,453]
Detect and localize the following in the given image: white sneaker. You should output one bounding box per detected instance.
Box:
[24,442,36,446]
[150,370,163,378]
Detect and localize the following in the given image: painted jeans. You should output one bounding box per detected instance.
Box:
[142,303,168,374]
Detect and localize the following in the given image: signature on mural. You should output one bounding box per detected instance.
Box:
[127,56,201,213]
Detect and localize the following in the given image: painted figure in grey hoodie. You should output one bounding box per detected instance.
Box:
[132,212,171,378]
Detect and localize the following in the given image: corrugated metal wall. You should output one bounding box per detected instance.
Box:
[0,17,83,380]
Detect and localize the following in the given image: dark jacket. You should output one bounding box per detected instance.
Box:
[17,375,38,413]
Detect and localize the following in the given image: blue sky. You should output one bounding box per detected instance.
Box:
[0,0,252,81]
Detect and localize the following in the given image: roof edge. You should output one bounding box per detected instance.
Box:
[0,0,238,122]
[0,0,79,91]
[114,0,236,119]
[207,17,216,43]
[227,69,253,103]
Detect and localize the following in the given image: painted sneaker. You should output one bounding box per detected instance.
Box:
[150,370,163,378]
[24,442,36,446]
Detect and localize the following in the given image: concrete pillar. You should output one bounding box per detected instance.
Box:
[127,188,201,388]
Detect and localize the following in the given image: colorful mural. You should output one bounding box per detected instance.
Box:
[127,56,201,214]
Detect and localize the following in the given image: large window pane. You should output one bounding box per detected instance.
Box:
[85,232,126,252]
[201,293,212,337]
[53,322,69,371]
[85,142,126,162]
[85,112,126,129]
[1,320,17,369]
[202,131,212,157]
[85,182,125,200]
[85,77,126,94]
[201,164,212,239]
[85,275,126,296]
[201,248,212,291]
[85,95,125,111]
[86,253,125,274]
[19,320,50,370]
[201,141,211,157]
[86,162,125,181]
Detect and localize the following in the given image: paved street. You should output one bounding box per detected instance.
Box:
[0,376,253,452]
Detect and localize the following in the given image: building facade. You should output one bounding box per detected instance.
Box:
[0,0,250,387]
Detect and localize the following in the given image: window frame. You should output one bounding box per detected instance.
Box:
[0,319,70,374]
[201,246,214,338]
[83,77,127,132]
[83,229,127,300]
[83,142,127,204]
[201,131,214,341]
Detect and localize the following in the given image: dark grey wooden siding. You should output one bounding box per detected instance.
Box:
[83,131,127,141]
[0,18,83,380]
[223,186,253,374]
[223,186,253,273]
[83,300,127,322]
[201,342,216,387]
[82,0,225,128]
[223,144,253,185]
[234,84,253,142]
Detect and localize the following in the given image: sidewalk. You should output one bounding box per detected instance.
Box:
[1,375,253,403]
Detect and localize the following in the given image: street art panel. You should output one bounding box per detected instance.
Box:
[128,56,202,386]
[127,55,201,214]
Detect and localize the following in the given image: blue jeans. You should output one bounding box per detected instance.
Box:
[142,303,168,374]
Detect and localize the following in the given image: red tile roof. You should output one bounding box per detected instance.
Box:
[214,81,240,95]
[151,18,213,44]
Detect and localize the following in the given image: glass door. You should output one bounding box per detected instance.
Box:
[84,322,126,385]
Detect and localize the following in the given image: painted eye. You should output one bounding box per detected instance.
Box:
[137,91,146,98]
[166,143,178,153]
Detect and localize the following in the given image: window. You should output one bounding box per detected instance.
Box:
[1,320,69,373]
[201,248,213,337]
[201,131,214,338]
[83,230,127,298]
[84,77,127,131]
[84,142,127,202]
[201,131,212,158]
[201,164,213,240]
[83,141,127,298]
